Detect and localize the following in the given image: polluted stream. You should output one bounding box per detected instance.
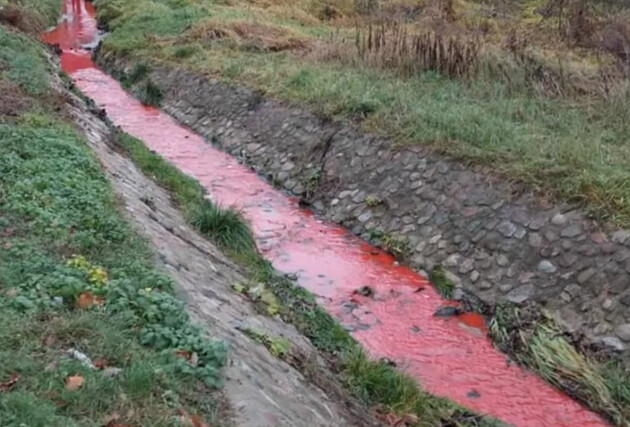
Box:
[43,2,610,426]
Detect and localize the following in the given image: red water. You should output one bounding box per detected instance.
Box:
[43,2,610,426]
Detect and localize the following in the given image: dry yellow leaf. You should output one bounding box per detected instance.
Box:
[65,375,84,391]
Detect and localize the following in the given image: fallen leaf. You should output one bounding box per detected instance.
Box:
[93,358,108,369]
[190,414,209,427]
[0,373,19,392]
[176,408,209,427]
[65,375,85,391]
[76,292,104,309]
[77,292,95,309]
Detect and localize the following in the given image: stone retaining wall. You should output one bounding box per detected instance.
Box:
[97,52,630,352]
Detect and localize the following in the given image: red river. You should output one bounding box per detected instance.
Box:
[43,1,610,426]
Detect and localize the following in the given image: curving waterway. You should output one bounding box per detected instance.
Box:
[43,2,610,425]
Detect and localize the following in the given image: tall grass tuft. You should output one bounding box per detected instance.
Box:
[355,22,480,78]
[490,303,630,426]
[188,201,256,254]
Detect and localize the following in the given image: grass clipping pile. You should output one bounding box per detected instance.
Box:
[490,302,630,426]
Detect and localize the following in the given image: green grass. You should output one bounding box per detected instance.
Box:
[0,26,51,94]
[0,22,226,426]
[490,303,630,426]
[95,0,630,226]
[429,266,455,300]
[135,79,163,106]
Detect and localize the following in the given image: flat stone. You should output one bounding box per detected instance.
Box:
[561,224,583,238]
[499,283,513,293]
[537,260,557,274]
[528,216,547,231]
[497,221,517,237]
[518,272,535,284]
[528,233,543,248]
[615,324,630,342]
[612,230,630,244]
[600,336,626,351]
[576,268,595,284]
[484,218,500,230]
[410,180,424,190]
[544,230,559,242]
[478,280,492,289]
[470,270,480,283]
[558,253,578,268]
[514,228,527,239]
[551,213,567,225]
[444,254,460,267]
[506,284,535,304]
[564,283,582,298]
[357,212,373,223]
[602,299,614,310]
[458,258,474,274]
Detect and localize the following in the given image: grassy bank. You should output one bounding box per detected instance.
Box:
[0,19,226,426]
[94,0,630,225]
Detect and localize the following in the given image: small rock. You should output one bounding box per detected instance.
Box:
[286,273,298,281]
[561,224,583,238]
[497,221,517,237]
[499,283,513,293]
[444,254,461,268]
[537,260,557,274]
[600,336,626,351]
[528,233,543,248]
[612,230,630,245]
[478,280,493,290]
[514,228,527,239]
[506,284,535,304]
[357,212,373,223]
[458,259,474,274]
[102,367,122,377]
[497,254,509,267]
[551,213,567,225]
[467,390,481,399]
[615,324,630,342]
[576,268,595,284]
[433,306,461,317]
[602,299,614,310]
[355,286,374,298]
[452,288,465,301]
[470,270,480,283]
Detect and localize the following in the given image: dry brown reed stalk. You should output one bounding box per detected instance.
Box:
[352,21,480,78]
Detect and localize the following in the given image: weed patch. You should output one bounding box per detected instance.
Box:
[429,266,455,299]
[490,302,630,426]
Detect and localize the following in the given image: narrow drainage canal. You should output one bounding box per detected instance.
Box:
[43,2,609,426]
